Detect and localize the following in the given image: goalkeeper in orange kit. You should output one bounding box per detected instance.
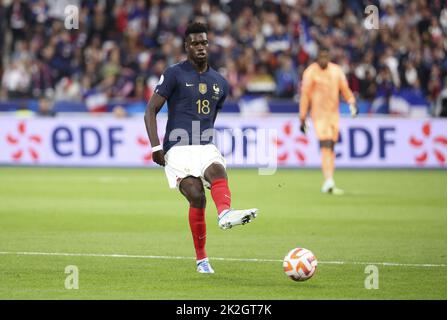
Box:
[299,47,358,194]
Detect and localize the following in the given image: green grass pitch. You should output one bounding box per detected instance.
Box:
[0,167,446,299]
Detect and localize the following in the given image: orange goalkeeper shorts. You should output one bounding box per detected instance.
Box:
[312,115,339,142]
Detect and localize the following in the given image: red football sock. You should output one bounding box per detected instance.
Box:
[211,178,231,215]
[189,207,207,261]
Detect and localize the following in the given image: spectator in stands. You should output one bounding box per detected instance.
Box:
[401,60,420,90]
[434,81,447,117]
[112,105,128,119]
[265,22,291,55]
[37,97,56,117]
[29,58,54,99]
[0,0,445,116]
[6,0,32,54]
[1,59,30,99]
[209,4,230,32]
[360,69,378,102]
[275,54,298,98]
[0,2,5,73]
[53,76,82,101]
[428,65,443,103]
[101,46,122,80]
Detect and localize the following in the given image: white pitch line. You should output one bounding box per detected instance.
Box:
[0,251,446,268]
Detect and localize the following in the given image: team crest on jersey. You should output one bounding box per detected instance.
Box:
[199,83,207,94]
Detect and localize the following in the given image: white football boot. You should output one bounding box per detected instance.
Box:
[218,208,259,230]
[321,178,344,195]
[196,258,215,274]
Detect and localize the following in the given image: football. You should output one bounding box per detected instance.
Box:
[283,248,318,281]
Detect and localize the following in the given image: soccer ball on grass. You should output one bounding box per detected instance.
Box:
[283,247,317,281]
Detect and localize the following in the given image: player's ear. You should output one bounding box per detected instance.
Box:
[184,36,190,51]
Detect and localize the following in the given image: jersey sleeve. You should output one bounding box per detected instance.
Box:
[154,67,176,99]
[299,67,313,120]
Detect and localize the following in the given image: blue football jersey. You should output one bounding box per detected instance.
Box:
[155,60,229,152]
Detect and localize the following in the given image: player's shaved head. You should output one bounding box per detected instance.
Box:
[317,46,330,69]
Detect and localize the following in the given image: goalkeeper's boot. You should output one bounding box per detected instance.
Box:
[196,258,215,274]
[321,178,344,195]
[218,208,259,230]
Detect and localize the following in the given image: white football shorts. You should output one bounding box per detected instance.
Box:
[164,144,226,189]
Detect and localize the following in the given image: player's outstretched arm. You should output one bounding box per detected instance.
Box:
[144,93,167,166]
[339,69,358,118]
[299,69,312,134]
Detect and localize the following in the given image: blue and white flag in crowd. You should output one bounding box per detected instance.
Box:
[84,89,108,113]
[371,89,429,116]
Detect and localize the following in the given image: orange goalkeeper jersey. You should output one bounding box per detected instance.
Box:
[299,62,355,120]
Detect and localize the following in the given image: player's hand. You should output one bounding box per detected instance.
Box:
[349,103,358,118]
[299,119,308,134]
[152,150,166,167]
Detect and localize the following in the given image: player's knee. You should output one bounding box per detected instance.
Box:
[319,140,335,151]
[189,188,206,208]
[181,178,206,207]
[204,163,227,183]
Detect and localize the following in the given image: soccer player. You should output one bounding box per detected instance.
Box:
[299,47,358,194]
[144,23,258,274]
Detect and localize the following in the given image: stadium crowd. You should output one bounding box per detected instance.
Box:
[0,0,446,115]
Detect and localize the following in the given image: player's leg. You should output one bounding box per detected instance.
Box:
[319,139,336,192]
[314,119,332,185]
[179,176,214,273]
[204,162,258,230]
[315,118,343,194]
[326,119,343,194]
[203,163,230,215]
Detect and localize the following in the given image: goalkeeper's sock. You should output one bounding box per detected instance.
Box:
[321,149,336,179]
[211,178,231,215]
[189,207,207,260]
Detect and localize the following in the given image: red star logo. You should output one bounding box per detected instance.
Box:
[409,122,447,166]
[137,134,165,164]
[136,136,153,163]
[6,121,42,162]
[273,122,308,164]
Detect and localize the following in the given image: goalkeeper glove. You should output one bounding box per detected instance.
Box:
[349,103,358,118]
[299,119,308,134]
